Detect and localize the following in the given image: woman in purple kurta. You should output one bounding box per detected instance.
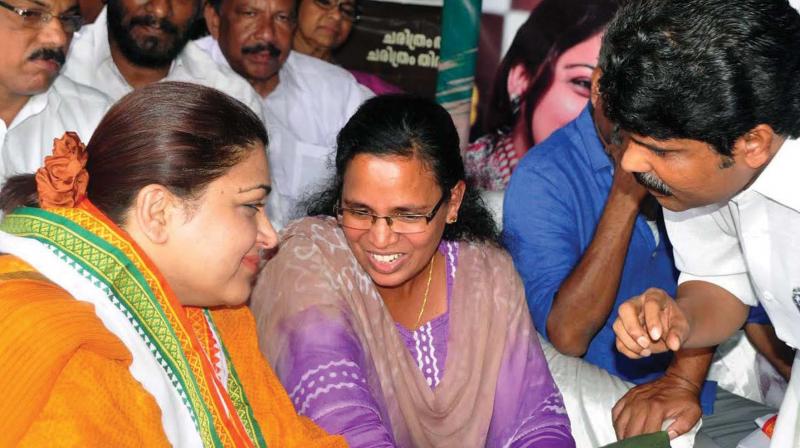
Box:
[250,95,573,447]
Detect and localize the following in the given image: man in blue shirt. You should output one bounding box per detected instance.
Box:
[504,71,783,447]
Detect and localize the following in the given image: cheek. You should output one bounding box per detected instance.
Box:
[531,83,587,143]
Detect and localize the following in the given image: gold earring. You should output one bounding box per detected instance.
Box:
[447,217,457,224]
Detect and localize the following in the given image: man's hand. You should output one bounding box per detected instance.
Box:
[609,147,648,205]
[612,372,702,440]
[613,288,691,358]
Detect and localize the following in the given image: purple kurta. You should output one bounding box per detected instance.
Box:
[274,241,573,447]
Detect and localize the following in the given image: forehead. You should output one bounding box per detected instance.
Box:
[226,0,292,10]
[342,154,438,200]
[557,32,603,67]
[17,0,79,10]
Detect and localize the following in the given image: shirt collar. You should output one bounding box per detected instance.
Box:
[572,104,613,172]
[743,137,800,212]
[6,88,51,131]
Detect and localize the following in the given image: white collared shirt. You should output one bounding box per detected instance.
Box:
[63,7,263,119]
[1,76,110,183]
[195,36,373,228]
[665,138,800,349]
[664,138,800,447]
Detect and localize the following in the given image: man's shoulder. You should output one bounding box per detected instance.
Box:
[512,127,588,187]
[282,52,367,98]
[50,76,112,109]
[176,42,263,113]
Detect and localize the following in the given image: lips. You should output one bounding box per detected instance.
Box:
[241,254,261,272]
[366,251,407,274]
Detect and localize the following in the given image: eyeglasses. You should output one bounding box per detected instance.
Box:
[0,0,84,33]
[312,0,360,22]
[335,194,446,234]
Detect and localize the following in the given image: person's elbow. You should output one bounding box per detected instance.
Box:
[546,317,590,357]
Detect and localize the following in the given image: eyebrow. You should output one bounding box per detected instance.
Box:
[238,184,271,195]
[630,136,676,153]
[564,63,595,70]
[342,199,428,213]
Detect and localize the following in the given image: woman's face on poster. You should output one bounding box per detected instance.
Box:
[530,32,603,143]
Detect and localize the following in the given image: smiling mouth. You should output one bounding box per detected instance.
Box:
[370,252,402,263]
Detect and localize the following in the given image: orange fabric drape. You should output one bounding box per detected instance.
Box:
[0,255,346,447]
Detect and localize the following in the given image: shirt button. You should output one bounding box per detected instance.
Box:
[651,252,657,259]
[763,291,774,302]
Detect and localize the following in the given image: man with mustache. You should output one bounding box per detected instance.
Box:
[197,0,372,228]
[1,0,109,182]
[61,0,261,115]
[604,0,800,446]
[504,66,789,446]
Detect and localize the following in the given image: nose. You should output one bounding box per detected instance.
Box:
[144,0,174,18]
[254,13,276,42]
[367,217,398,249]
[620,141,653,174]
[328,4,343,21]
[256,210,279,250]
[39,15,69,49]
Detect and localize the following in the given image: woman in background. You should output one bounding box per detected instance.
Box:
[465,0,620,190]
[251,94,574,447]
[293,0,402,95]
[0,82,344,447]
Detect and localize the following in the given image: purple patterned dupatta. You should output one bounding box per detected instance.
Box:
[251,217,573,447]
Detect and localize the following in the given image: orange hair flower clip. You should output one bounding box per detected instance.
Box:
[35,132,89,209]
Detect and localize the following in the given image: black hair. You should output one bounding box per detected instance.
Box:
[599,0,800,156]
[307,94,499,244]
[208,0,299,19]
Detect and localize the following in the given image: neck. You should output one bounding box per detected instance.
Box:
[293,34,333,62]
[376,251,439,307]
[0,88,34,126]
[109,38,172,89]
[510,111,533,159]
[251,73,280,97]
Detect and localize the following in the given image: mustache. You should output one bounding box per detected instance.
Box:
[241,42,282,58]
[28,48,66,66]
[634,171,673,196]
[129,14,179,35]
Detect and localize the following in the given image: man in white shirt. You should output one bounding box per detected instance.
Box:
[603,0,800,446]
[1,0,109,182]
[62,0,262,116]
[200,0,372,228]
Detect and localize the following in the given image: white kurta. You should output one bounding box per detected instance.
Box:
[63,7,263,119]
[195,36,373,228]
[665,138,800,447]
[1,76,110,183]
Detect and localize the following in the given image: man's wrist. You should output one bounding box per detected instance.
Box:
[662,370,703,395]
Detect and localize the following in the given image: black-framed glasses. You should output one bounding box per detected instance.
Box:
[0,0,84,32]
[312,0,360,22]
[335,194,446,234]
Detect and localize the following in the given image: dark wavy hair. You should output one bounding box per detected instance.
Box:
[599,0,800,156]
[484,0,621,137]
[307,94,499,244]
[0,82,267,223]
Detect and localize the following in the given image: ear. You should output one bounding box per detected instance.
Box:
[204,2,221,40]
[736,124,778,170]
[446,181,466,223]
[590,67,602,109]
[131,184,177,245]
[507,64,531,99]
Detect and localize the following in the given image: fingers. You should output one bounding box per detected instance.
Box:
[613,397,665,439]
[613,318,644,359]
[615,298,650,357]
[642,289,669,341]
[665,406,702,440]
